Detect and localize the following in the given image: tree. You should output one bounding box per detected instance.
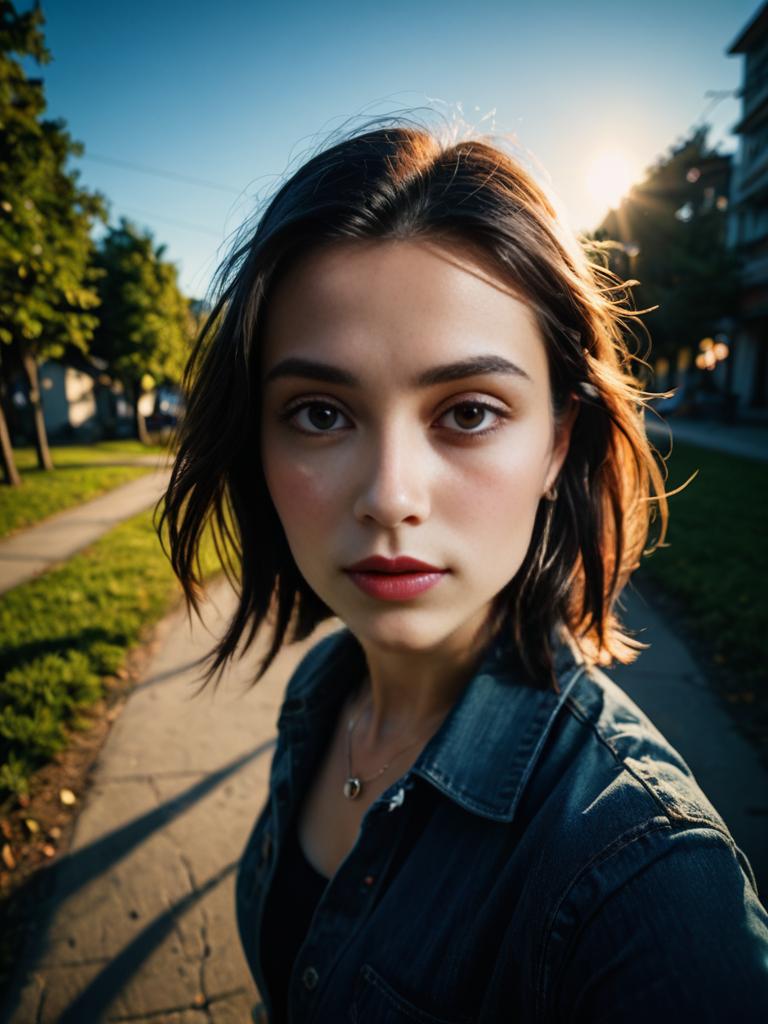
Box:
[0,0,107,482]
[593,126,740,359]
[90,219,191,444]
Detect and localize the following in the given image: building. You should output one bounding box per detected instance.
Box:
[7,350,134,445]
[727,0,768,416]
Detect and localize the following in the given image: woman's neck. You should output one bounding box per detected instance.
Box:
[350,613,494,752]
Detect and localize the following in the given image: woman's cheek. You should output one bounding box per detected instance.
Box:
[264,454,335,536]
[441,440,548,525]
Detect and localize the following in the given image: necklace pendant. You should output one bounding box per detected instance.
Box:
[343,776,362,800]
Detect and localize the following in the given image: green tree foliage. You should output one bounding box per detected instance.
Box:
[91,218,193,443]
[593,126,739,358]
[0,0,107,480]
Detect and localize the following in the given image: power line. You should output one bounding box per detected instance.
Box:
[105,202,226,238]
[693,89,740,130]
[79,151,244,195]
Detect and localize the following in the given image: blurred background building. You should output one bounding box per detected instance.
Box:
[727,0,768,416]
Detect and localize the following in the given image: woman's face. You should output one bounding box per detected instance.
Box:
[260,238,574,657]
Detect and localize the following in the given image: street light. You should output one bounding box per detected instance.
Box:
[695,335,729,371]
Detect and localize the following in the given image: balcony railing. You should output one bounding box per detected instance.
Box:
[743,68,768,119]
[733,148,768,204]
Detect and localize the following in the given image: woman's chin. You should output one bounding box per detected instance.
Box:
[342,607,474,658]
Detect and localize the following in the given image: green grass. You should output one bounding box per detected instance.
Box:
[0,507,221,800]
[639,439,767,698]
[0,441,171,538]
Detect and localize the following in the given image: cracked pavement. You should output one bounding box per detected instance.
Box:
[1,576,340,1024]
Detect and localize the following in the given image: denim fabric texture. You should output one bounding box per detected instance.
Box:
[235,626,768,1023]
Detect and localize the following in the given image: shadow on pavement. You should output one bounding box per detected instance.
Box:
[1,739,275,1022]
[131,660,210,693]
[56,860,239,1023]
[47,739,276,907]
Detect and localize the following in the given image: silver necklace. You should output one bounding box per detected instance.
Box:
[343,695,424,800]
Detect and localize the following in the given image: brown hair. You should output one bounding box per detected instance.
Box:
[156,116,671,694]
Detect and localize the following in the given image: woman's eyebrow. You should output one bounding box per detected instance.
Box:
[263,354,532,387]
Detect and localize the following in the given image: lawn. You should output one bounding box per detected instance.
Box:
[638,438,767,741]
[0,502,224,995]
[0,505,222,801]
[0,440,170,538]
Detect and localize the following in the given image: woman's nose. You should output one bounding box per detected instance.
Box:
[352,424,431,527]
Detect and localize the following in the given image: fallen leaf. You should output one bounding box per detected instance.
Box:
[193,993,206,1007]
[42,844,56,858]
[17,795,30,809]
[59,789,76,806]
[0,820,12,840]
[49,826,62,840]
[2,844,16,870]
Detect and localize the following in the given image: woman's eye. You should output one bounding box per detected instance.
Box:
[439,401,507,434]
[284,401,351,433]
[281,398,508,437]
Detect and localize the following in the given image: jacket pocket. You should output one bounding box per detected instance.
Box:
[351,963,475,1024]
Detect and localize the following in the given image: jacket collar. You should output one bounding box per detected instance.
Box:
[278,625,585,823]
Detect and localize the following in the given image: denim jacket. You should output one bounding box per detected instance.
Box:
[235,625,768,1023]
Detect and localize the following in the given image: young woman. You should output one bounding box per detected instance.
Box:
[158,119,768,1023]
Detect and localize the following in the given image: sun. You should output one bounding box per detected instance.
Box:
[585,150,637,209]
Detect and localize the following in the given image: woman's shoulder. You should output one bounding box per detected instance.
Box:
[544,668,768,1017]
[517,660,767,1007]
[529,656,760,899]
[489,633,734,845]
[563,661,730,830]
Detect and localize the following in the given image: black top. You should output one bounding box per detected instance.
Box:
[260,811,329,1023]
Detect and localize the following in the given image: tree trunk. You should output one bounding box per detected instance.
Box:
[0,346,21,485]
[132,378,152,446]
[0,398,21,486]
[20,348,54,471]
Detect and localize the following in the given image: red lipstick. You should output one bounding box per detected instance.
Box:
[344,555,448,601]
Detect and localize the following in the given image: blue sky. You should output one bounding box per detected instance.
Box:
[21,0,761,298]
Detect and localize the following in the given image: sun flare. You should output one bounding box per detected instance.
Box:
[585,150,637,209]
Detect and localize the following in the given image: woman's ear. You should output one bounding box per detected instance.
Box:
[544,395,580,494]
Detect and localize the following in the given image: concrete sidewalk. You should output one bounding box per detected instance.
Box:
[645,413,768,462]
[0,465,171,595]
[2,574,766,1023]
[2,577,338,1023]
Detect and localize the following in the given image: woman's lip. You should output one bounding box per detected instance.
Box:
[345,555,443,573]
[345,570,448,601]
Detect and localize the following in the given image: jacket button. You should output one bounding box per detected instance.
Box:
[302,965,319,990]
